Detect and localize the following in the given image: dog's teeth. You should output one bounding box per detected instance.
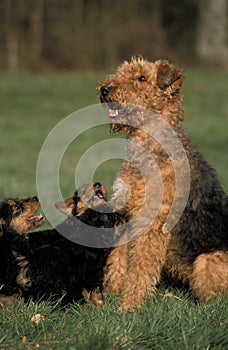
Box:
[109,109,118,117]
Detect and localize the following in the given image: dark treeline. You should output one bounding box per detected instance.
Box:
[0,0,227,71]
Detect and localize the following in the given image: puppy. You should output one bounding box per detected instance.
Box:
[0,196,44,304]
[1,183,125,306]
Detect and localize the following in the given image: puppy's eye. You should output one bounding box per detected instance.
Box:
[138,75,146,82]
[12,205,20,211]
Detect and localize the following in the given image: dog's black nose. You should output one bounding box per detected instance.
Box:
[100,86,111,97]
[32,196,39,202]
[93,182,101,188]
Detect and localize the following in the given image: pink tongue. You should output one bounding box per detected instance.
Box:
[29,214,43,222]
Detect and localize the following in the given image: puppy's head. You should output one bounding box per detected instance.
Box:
[0,196,44,235]
[55,182,108,217]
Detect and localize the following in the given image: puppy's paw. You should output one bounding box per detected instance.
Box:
[111,179,131,211]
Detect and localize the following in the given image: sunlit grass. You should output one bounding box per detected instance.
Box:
[0,291,227,350]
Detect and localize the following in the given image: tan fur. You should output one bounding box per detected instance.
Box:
[99,57,228,310]
[190,251,228,301]
[10,199,44,234]
[0,294,18,306]
[0,218,5,237]
[82,287,104,307]
[13,252,31,289]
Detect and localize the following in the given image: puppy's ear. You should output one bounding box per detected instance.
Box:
[55,198,75,216]
[155,60,184,94]
[0,219,5,237]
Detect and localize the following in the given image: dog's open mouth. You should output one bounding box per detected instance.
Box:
[109,109,119,117]
[101,101,126,119]
[101,101,130,133]
[27,214,44,223]
[108,108,126,118]
[93,191,104,200]
[93,182,108,202]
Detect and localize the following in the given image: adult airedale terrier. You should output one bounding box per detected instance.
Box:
[99,56,228,311]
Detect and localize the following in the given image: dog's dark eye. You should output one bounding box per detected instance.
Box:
[138,75,146,82]
[12,204,20,211]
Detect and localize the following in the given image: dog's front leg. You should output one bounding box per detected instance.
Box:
[103,244,128,293]
[119,228,170,312]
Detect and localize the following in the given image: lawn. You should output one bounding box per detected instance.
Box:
[0,68,227,349]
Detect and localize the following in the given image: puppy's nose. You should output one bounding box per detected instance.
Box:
[100,86,111,97]
[93,182,101,188]
[32,196,39,202]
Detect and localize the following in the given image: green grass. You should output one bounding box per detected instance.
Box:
[0,291,227,350]
[0,68,227,349]
[183,69,228,188]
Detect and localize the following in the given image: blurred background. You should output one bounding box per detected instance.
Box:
[0,0,227,71]
[0,0,227,202]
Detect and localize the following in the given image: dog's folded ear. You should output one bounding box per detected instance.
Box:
[155,60,184,94]
[55,198,75,216]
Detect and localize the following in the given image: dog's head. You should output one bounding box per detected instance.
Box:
[55,183,126,234]
[55,182,108,217]
[98,56,184,133]
[0,197,44,236]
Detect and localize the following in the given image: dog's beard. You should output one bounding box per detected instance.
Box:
[110,122,127,134]
[102,102,146,134]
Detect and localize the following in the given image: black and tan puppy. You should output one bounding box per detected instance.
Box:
[0,196,44,304]
[0,196,44,236]
[1,183,125,306]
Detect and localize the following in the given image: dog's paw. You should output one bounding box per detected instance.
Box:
[82,288,104,308]
[111,179,131,210]
[117,302,138,313]
[0,294,18,306]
